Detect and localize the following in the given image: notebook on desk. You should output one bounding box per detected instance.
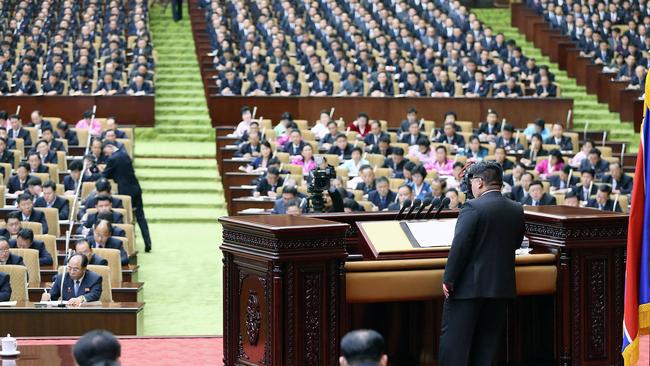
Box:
[400,219,456,248]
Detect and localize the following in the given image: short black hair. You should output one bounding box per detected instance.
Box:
[375,176,389,185]
[18,161,30,171]
[341,329,385,365]
[69,159,83,172]
[565,190,578,199]
[6,211,21,221]
[529,180,544,189]
[351,147,363,154]
[17,193,33,203]
[599,184,612,194]
[411,164,428,178]
[581,168,596,177]
[282,185,298,196]
[267,167,280,176]
[467,161,503,186]
[392,147,404,156]
[73,330,121,366]
[96,194,112,204]
[42,180,56,191]
[17,228,34,242]
[589,148,602,157]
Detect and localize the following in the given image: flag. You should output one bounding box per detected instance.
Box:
[622,75,650,365]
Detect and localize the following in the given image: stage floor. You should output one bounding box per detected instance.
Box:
[6,336,223,365]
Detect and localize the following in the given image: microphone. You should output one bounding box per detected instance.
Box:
[424,197,442,218]
[395,199,412,220]
[58,249,74,307]
[414,198,432,220]
[433,197,451,220]
[404,199,422,220]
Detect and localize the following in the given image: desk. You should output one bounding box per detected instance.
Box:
[0,345,75,365]
[230,197,275,213]
[28,282,143,303]
[0,302,144,336]
[208,96,573,130]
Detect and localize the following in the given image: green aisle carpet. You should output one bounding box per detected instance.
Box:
[474,9,639,149]
[132,6,225,335]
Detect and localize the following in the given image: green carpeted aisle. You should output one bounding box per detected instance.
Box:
[132,6,225,335]
[474,9,639,149]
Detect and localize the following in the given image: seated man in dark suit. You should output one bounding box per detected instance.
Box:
[0,137,15,170]
[340,329,388,366]
[0,238,24,265]
[8,114,32,146]
[572,169,599,202]
[63,160,83,194]
[601,162,633,194]
[74,240,108,266]
[309,70,334,96]
[495,124,524,151]
[0,271,10,301]
[464,71,491,97]
[83,179,124,213]
[578,148,610,180]
[81,195,124,232]
[34,180,70,220]
[549,165,580,191]
[55,121,79,146]
[436,122,466,151]
[272,186,300,214]
[523,180,557,206]
[369,136,393,157]
[283,129,308,156]
[495,77,523,97]
[355,165,376,194]
[126,74,153,95]
[278,71,301,96]
[586,184,623,212]
[27,152,49,173]
[364,121,390,151]
[383,147,408,178]
[254,167,284,198]
[368,176,397,211]
[492,147,515,171]
[400,121,427,146]
[234,131,261,158]
[40,128,66,152]
[511,172,534,203]
[533,75,557,97]
[327,134,353,160]
[0,211,23,240]
[13,73,38,95]
[41,254,102,306]
[476,109,501,142]
[87,220,129,265]
[15,193,49,234]
[9,228,53,265]
[543,123,573,151]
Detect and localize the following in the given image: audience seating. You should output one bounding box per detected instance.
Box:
[0,265,28,301]
[8,249,40,286]
[93,248,124,287]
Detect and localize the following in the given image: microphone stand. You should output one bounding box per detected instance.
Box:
[58,249,73,307]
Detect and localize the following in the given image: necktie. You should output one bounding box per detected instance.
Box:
[74,280,81,296]
[533,201,537,206]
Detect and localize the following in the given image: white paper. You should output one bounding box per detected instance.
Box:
[0,301,16,307]
[404,219,457,247]
[37,301,69,306]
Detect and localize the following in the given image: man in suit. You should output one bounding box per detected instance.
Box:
[439,162,525,366]
[0,238,24,265]
[339,329,388,366]
[102,142,152,252]
[464,70,491,97]
[0,137,15,170]
[602,162,633,194]
[544,123,573,151]
[8,114,32,146]
[579,148,610,179]
[383,147,408,178]
[368,177,397,211]
[476,110,501,142]
[495,124,524,151]
[523,180,557,206]
[586,184,623,212]
[81,195,124,231]
[254,167,284,197]
[35,180,70,220]
[388,184,413,211]
[41,128,66,152]
[533,75,557,97]
[74,240,108,266]
[41,254,102,306]
[9,228,53,266]
[73,330,122,365]
[573,169,599,201]
[278,72,301,96]
[0,272,10,301]
[0,212,22,240]
[511,171,533,203]
[56,121,79,146]
[171,0,183,22]
[355,166,376,194]
[327,134,354,160]
[82,179,124,212]
[235,131,261,158]
[15,193,49,234]
[272,186,300,214]
[549,165,580,191]
[87,220,129,265]
[364,121,389,151]
[436,122,466,150]
[400,121,427,146]
[283,129,308,156]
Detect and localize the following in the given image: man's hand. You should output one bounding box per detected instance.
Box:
[40,292,51,301]
[442,283,453,299]
[68,296,85,307]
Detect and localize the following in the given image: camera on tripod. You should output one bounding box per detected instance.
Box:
[308,156,337,212]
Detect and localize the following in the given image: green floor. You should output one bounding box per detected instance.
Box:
[132,6,226,336]
[475,9,639,149]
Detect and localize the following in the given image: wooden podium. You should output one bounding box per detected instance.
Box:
[219,206,628,366]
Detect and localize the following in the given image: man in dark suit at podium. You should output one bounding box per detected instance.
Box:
[439,162,525,366]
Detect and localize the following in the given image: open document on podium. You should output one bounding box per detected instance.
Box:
[400,219,457,248]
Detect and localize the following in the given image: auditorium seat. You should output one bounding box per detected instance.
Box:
[21,222,43,235]
[92,248,123,287]
[8,249,40,286]
[0,265,28,301]
[113,224,136,257]
[35,235,58,268]
[85,208,130,224]
[35,208,60,238]
[114,195,134,224]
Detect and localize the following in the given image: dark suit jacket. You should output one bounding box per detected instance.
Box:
[2,253,24,265]
[544,136,573,151]
[283,141,308,156]
[511,185,527,203]
[0,272,10,301]
[0,150,14,168]
[579,159,610,179]
[602,174,633,194]
[572,184,599,201]
[102,150,142,197]
[7,175,31,193]
[436,133,466,147]
[34,196,70,220]
[9,239,53,265]
[465,81,490,97]
[49,270,102,302]
[368,190,397,210]
[83,211,124,229]
[9,127,32,146]
[586,198,623,212]
[327,144,353,160]
[355,181,376,195]
[400,132,427,145]
[255,177,284,196]
[523,193,557,206]
[17,209,49,234]
[443,191,525,299]
[63,175,78,192]
[64,253,108,266]
[549,175,579,190]
[87,236,129,265]
[477,122,501,136]
[83,194,124,210]
[535,84,557,97]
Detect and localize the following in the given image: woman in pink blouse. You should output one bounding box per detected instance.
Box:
[407,137,436,165]
[535,149,564,179]
[290,144,316,176]
[75,111,102,136]
[425,145,455,176]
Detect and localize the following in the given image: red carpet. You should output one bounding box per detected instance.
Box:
[17,337,223,365]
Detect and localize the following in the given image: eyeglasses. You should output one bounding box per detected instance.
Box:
[0,249,9,253]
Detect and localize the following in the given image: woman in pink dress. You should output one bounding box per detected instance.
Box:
[75,110,102,136]
[535,149,565,179]
[407,138,436,165]
[290,144,316,176]
[425,145,454,176]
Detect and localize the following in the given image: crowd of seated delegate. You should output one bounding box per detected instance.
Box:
[0,0,155,96]
[529,0,649,93]
[227,105,631,214]
[202,0,559,98]
[0,107,143,303]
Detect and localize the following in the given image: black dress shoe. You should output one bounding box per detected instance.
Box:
[145,245,152,253]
